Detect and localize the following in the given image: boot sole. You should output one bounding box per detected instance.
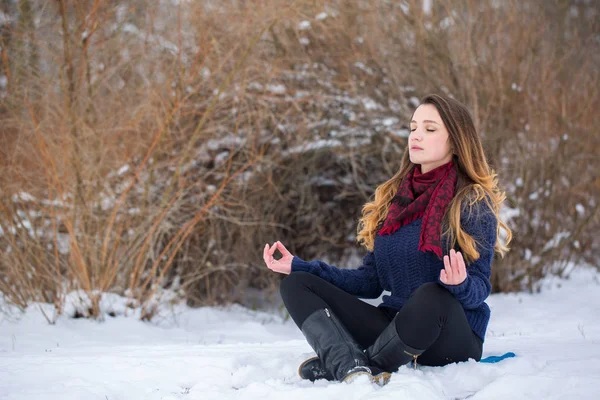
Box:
[371,371,391,386]
[343,370,371,384]
[297,356,320,379]
[343,370,391,386]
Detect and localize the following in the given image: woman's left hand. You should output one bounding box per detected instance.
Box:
[440,249,467,285]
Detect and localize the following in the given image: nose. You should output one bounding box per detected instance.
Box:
[410,130,423,141]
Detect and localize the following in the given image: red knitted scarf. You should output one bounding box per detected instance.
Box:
[377,161,457,258]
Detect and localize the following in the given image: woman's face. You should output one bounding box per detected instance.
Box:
[408,104,453,173]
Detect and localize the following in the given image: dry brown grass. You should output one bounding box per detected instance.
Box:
[0,0,598,319]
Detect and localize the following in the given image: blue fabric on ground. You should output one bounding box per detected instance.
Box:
[479,352,516,363]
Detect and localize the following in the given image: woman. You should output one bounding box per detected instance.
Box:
[262,94,512,385]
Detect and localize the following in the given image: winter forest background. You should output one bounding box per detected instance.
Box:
[1,1,599,399]
[0,0,598,322]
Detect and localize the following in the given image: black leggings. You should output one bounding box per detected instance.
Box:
[280,271,483,367]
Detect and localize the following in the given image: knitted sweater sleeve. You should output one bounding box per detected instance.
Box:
[439,199,497,309]
[290,251,383,299]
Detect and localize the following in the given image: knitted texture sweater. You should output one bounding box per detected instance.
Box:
[291,199,498,342]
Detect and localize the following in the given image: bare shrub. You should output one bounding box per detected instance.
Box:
[0,0,597,321]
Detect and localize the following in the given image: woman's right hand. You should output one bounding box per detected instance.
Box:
[263,241,293,274]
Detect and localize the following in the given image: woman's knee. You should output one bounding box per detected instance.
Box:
[412,282,451,300]
[406,282,459,314]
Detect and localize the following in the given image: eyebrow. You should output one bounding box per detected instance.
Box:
[410,120,440,125]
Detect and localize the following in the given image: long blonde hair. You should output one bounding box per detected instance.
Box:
[356,94,512,264]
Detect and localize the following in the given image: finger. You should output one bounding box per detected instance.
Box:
[457,252,467,280]
[268,242,277,256]
[263,244,269,263]
[443,255,453,282]
[266,243,278,265]
[276,241,291,256]
[451,249,460,280]
[440,269,447,284]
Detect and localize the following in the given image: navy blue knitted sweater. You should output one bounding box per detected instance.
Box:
[291,199,497,342]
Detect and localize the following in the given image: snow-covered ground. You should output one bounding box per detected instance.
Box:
[1,268,599,400]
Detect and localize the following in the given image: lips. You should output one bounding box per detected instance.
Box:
[410,146,423,150]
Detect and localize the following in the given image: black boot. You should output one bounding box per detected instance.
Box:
[297,356,334,382]
[366,320,425,372]
[299,355,391,385]
[300,308,377,383]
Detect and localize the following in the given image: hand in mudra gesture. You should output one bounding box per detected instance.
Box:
[263,241,293,274]
[440,248,467,285]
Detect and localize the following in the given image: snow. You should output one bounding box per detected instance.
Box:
[389,129,410,138]
[499,204,520,223]
[1,268,599,399]
[121,23,181,60]
[0,11,13,25]
[542,231,570,252]
[283,139,342,155]
[247,82,263,91]
[12,192,36,203]
[382,117,399,127]
[117,165,130,176]
[361,97,382,111]
[529,192,539,200]
[266,84,286,95]
[423,0,433,15]
[354,62,375,75]
[298,21,311,30]
[515,177,523,187]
